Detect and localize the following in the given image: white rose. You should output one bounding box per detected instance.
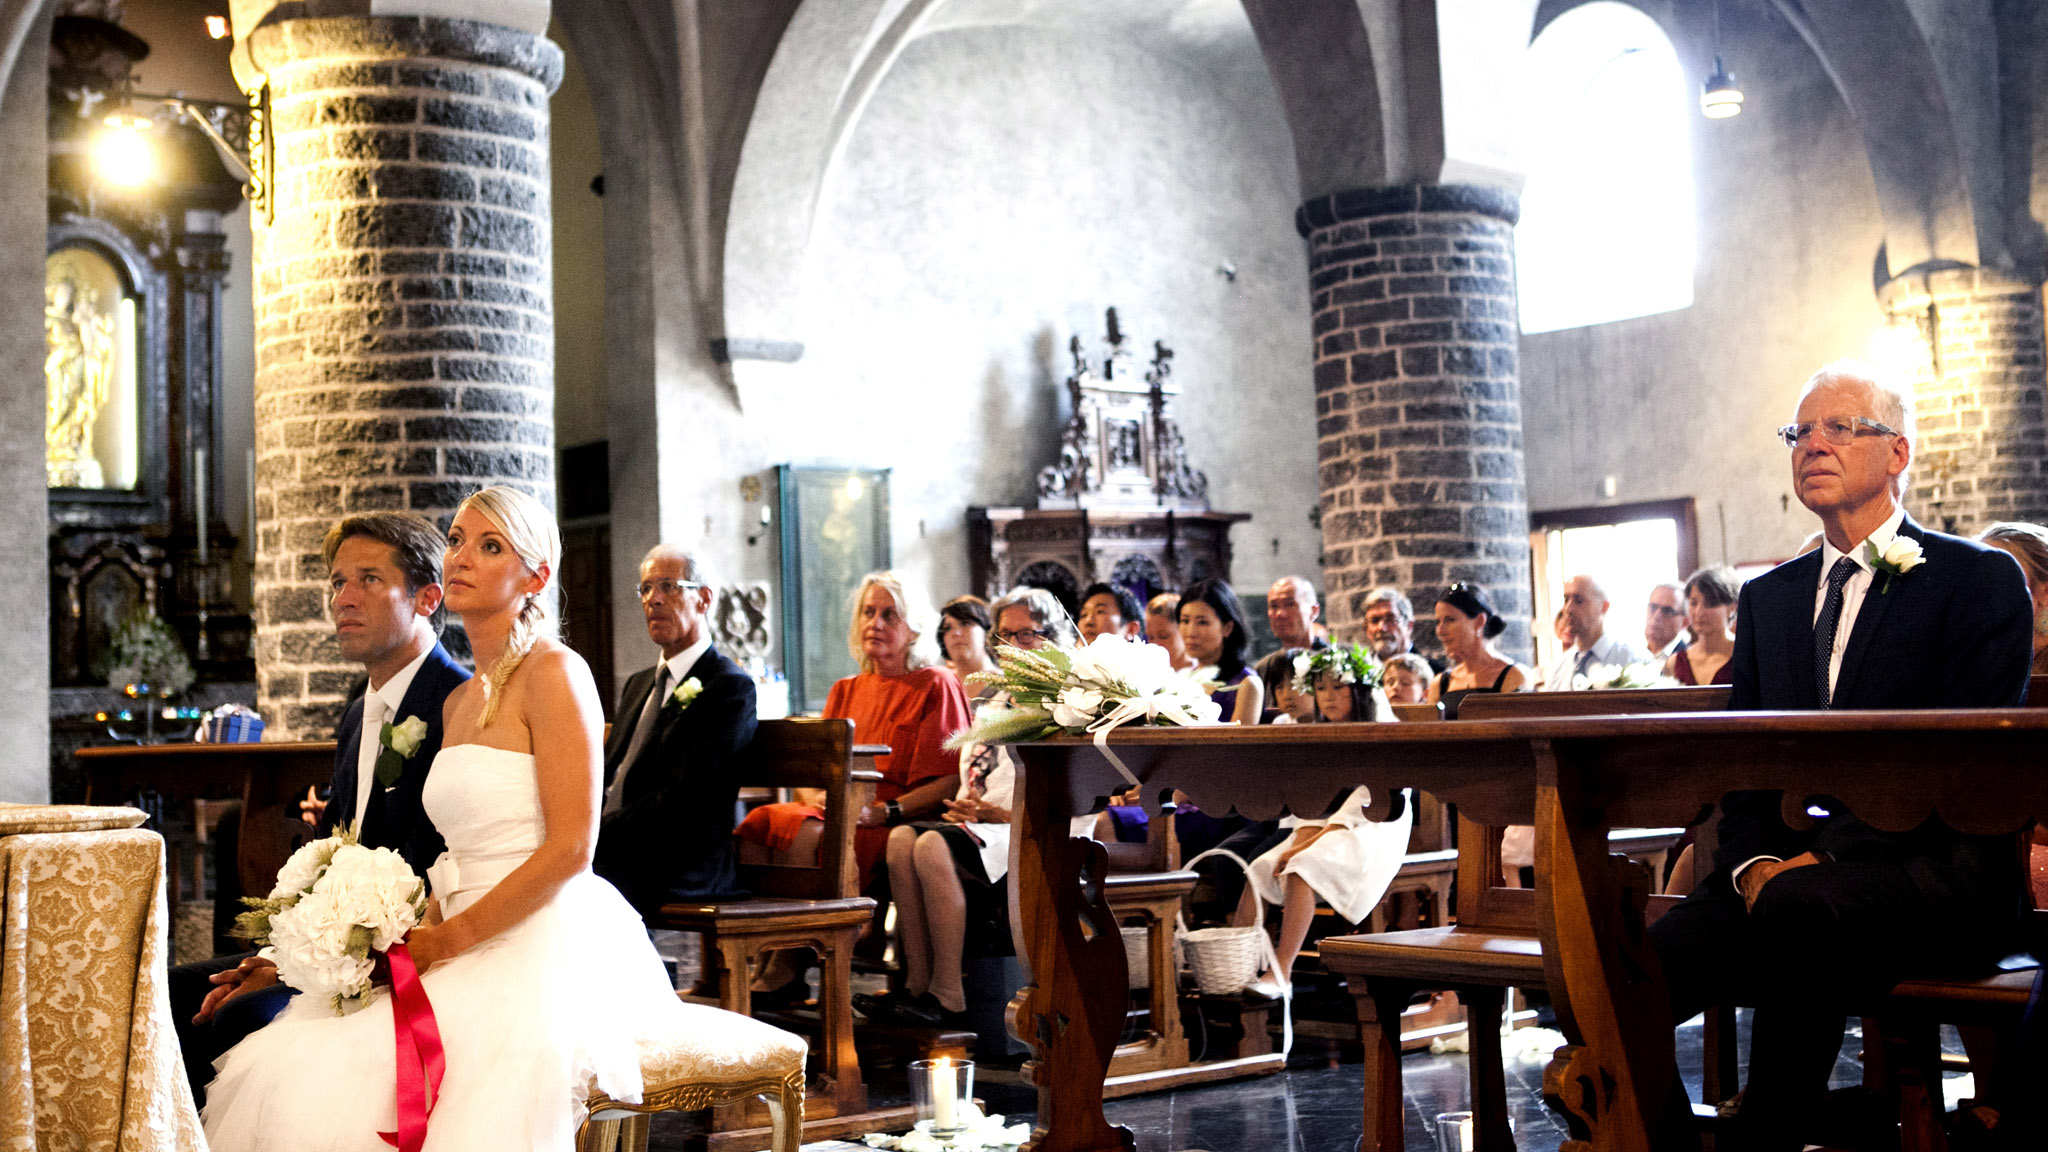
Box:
[388,715,429,758]
[1881,536,1925,573]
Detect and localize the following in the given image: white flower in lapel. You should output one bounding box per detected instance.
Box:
[665,676,703,712]
[374,715,430,789]
[1866,535,1925,594]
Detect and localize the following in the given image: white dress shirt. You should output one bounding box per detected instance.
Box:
[1542,630,1652,691]
[354,644,435,827]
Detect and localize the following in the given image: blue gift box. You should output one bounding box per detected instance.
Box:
[204,712,265,743]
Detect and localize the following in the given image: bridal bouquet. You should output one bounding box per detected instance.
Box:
[235,825,428,1015]
[946,634,1223,750]
[1574,660,1679,691]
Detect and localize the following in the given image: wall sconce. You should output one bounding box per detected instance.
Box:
[1701,0,1743,118]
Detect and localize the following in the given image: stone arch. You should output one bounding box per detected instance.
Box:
[1235,0,1384,199]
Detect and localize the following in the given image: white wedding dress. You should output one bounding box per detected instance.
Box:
[203,744,687,1150]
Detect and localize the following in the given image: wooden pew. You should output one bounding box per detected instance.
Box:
[645,718,908,1151]
[1320,687,1725,1152]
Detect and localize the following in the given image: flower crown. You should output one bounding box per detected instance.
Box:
[1291,643,1383,696]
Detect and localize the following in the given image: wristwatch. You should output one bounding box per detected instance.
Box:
[884,800,903,823]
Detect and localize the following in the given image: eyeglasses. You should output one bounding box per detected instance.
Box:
[1776,415,1899,449]
[1648,604,1686,619]
[997,628,1051,646]
[636,579,702,601]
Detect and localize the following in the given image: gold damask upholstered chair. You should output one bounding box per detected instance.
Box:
[0,803,202,1150]
[578,1000,808,1152]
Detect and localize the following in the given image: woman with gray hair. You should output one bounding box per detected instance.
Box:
[1978,522,2048,673]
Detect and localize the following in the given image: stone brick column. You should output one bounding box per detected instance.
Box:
[1878,268,2048,534]
[1298,185,1532,658]
[245,18,563,737]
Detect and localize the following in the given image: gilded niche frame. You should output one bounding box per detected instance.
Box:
[46,214,171,531]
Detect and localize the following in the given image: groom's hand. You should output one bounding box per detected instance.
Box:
[195,956,279,1024]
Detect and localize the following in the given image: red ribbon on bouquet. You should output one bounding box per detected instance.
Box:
[377,942,445,1152]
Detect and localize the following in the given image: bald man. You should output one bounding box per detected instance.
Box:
[1542,574,1651,690]
[1252,575,1327,692]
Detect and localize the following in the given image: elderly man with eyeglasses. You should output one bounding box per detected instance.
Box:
[592,543,758,916]
[1647,361,2032,1149]
[1644,582,1689,660]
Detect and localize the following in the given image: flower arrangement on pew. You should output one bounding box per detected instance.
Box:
[234,825,428,1015]
[1574,660,1680,691]
[945,634,1224,750]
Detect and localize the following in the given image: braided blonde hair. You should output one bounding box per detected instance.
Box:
[456,486,562,728]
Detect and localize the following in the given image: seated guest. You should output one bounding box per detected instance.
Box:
[1145,591,1197,671]
[938,594,997,695]
[1382,652,1433,705]
[1543,574,1652,690]
[736,572,971,889]
[1666,567,1739,686]
[1649,361,2031,1147]
[1265,651,1314,723]
[1253,576,1326,689]
[1645,581,1689,660]
[1228,645,1409,997]
[1425,583,1534,718]
[866,587,1076,1026]
[1180,577,1263,724]
[593,544,757,915]
[171,513,468,1105]
[1078,581,1145,644]
[1977,522,2048,674]
[1361,587,1443,672]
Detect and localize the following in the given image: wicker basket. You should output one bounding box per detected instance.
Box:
[1120,926,1151,989]
[1178,923,1263,995]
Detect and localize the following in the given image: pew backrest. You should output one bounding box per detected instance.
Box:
[730,717,887,900]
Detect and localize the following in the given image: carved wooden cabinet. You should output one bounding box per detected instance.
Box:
[966,507,1249,612]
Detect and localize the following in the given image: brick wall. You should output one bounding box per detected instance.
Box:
[246,18,564,737]
[1298,185,1532,658]
[1879,268,2048,535]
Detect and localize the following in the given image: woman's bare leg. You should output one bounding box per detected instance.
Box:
[1272,873,1319,984]
[886,826,930,997]
[914,831,971,1014]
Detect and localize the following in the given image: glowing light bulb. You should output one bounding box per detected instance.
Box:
[1700,59,1743,119]
[844,475,863,502]
[92,120,158,187]
[205,15,230,39]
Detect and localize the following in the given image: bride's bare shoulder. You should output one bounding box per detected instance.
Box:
[518,639,598,696]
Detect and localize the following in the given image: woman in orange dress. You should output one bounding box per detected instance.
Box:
[737,572,971,890]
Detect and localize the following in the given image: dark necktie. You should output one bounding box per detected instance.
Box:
[603,666,670,817]
[1814,556,1858,709]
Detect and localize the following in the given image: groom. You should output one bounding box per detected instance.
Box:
[1649,362,2032,1148]
[170,512,469,1103]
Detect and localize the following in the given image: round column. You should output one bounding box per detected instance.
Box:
[1298,185,1532,657]
[245,18,563,737]
[1878,267,2048,533]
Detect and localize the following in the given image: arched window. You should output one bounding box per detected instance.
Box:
[1516,2,1694,334]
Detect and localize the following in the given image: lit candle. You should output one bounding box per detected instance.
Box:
[930,1056,956,1130]
[194,447,209,565]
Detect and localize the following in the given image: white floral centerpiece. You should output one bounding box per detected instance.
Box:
[945,634,1224,751]
[235,825,429,1014]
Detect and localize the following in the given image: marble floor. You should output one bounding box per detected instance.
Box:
[643,1006,1971,1151]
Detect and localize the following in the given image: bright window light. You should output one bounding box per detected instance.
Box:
[1516,3,1695,334]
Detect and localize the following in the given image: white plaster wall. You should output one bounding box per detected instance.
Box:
[1520,2,1891,570]
[732,24,1318,608]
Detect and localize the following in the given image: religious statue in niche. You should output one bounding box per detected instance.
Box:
[1033,307,1211,512]
[45,249,124,489]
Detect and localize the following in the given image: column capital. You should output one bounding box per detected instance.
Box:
[238,14,562,96]
[1296,184,1520,238]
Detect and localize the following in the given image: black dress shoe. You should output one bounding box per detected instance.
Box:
[853,991,912,1022]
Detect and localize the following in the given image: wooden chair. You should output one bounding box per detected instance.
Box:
[644,718,907,1150]
[1321,686,1729,1152]
[579,1002,809,1152]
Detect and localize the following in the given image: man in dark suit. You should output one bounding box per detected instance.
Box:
[171,513,470,1103]
[594,543,757,913]
[1650,362,2033,1148]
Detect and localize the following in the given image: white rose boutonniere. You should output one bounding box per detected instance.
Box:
[1866,535,1926,594]
[666,676,703,712]
[374,715,430,789]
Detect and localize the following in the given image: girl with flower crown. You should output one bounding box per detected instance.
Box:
[1228,644,1413,997]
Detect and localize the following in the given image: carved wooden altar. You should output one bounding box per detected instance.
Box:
[969,309,1248,607]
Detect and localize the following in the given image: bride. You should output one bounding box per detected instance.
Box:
[205,486,687,1149]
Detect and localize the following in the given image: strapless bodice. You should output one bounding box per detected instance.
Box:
[421,744,544,913]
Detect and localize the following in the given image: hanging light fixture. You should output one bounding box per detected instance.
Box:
[1701,0,1743,118]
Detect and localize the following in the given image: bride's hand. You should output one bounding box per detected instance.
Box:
[403,922,450,972]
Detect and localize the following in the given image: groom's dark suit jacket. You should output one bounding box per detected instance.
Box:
[317,641,472,880]
[594,645,757,913]
[1711,514,2033,925]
